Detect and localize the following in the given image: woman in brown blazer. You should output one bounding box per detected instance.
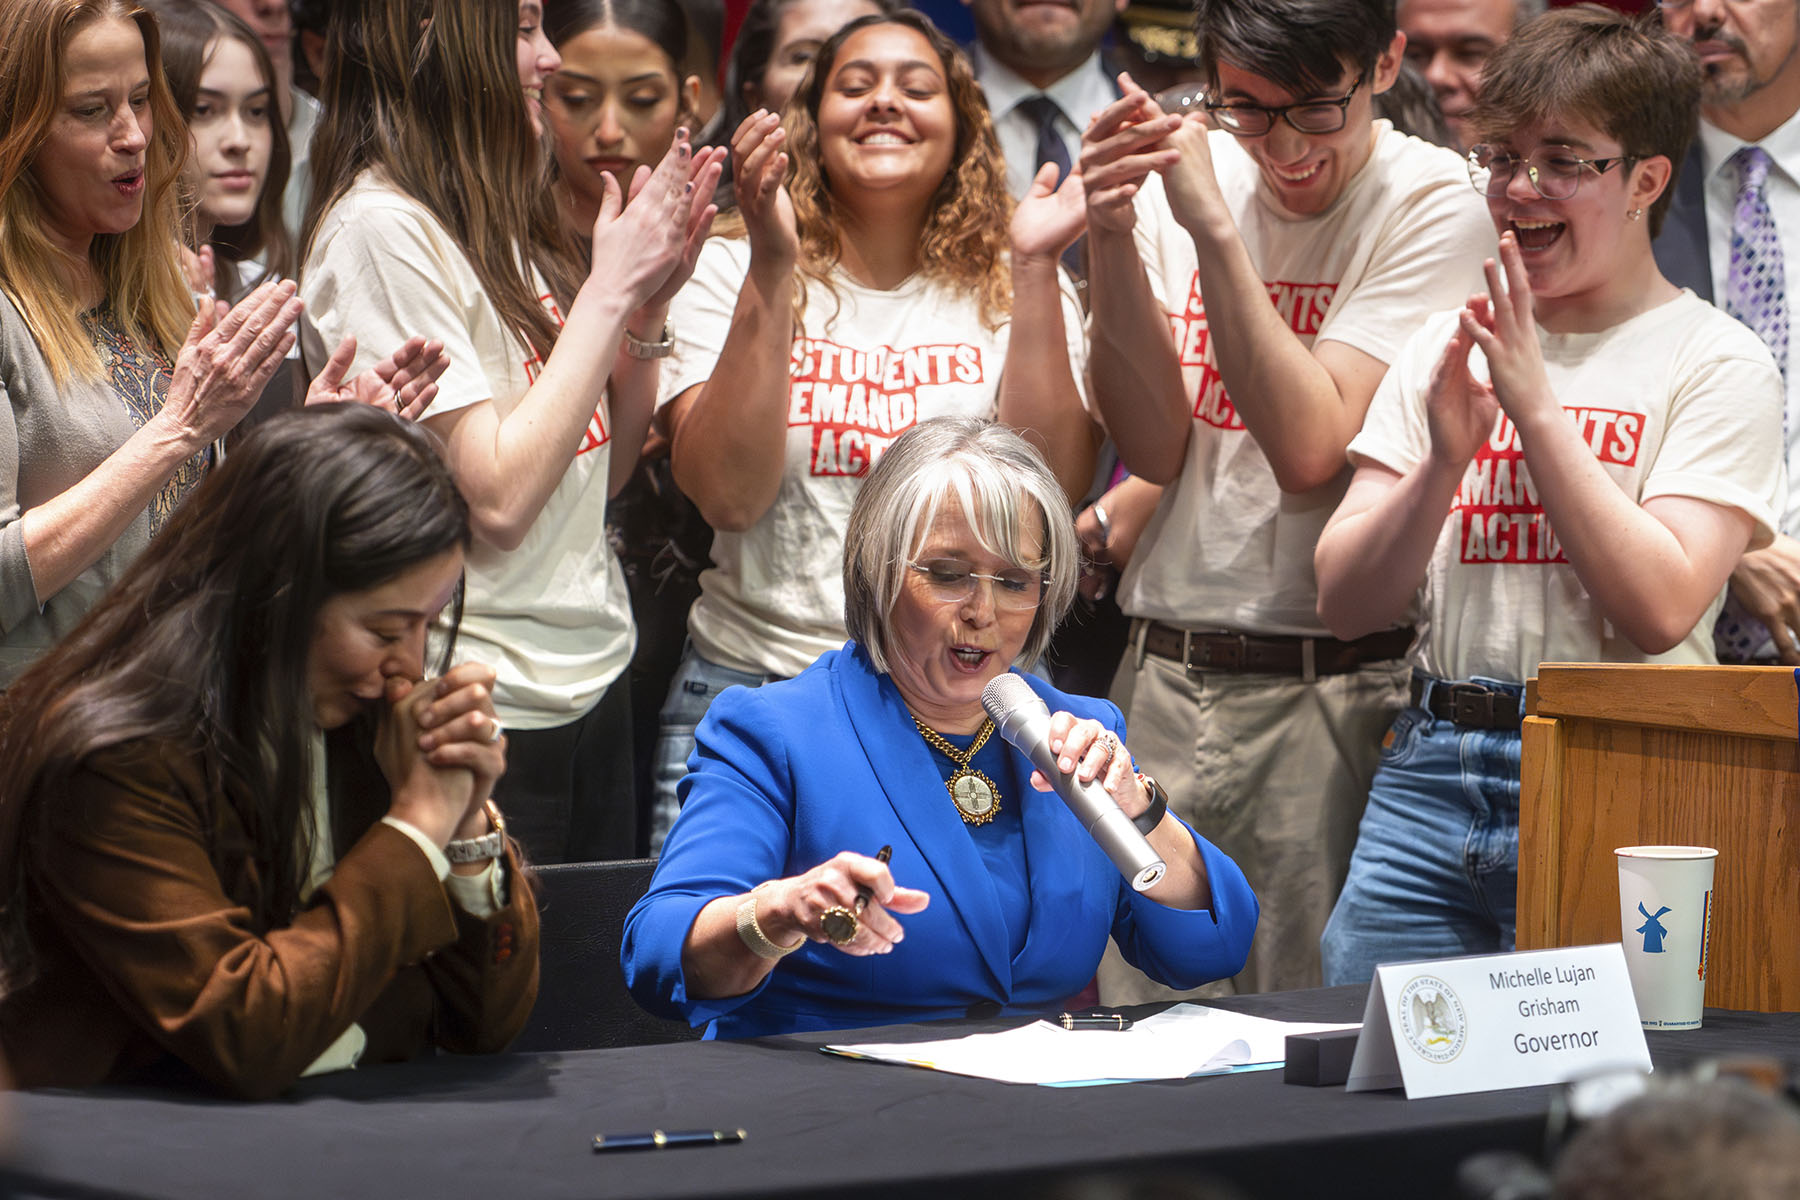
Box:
[0,404,538,1099]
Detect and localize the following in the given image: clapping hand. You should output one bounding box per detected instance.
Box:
[1458,232,1557,431]
[589,128,726,312]
[306,335,450,420]
[731,110,799,267]
[1080,78,1182,236]
[160,278,302,445]
[1011,161,1088,264]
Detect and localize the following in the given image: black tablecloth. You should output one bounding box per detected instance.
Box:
[4,987,1796,1200]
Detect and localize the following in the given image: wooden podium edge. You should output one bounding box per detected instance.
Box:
[1517,715,1562,951]
[1529,662,1798,742]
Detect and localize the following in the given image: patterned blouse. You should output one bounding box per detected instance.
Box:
[80,304,211,536]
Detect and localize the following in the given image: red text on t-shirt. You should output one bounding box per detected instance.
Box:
[1170,274,1337,430]
[1452,406,1645,564]
[787,338,984,476]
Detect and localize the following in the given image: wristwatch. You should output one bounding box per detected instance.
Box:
[623,321,674,360]
[444,800,507,863]
[1132,773,1169,835]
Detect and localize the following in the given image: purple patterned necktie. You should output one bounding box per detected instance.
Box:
[1716,145,1788,662]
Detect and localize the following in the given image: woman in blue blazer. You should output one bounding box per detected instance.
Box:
[623,419,1257,1037]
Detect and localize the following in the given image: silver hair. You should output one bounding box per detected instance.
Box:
[843,417,1078,676]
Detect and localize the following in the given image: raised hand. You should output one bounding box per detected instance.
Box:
[1159,112,1225,235]
[635,143,727,314]
[1458,232,1557,432]
[589,128,715,311]
[159,278,302,445]
[1011,161,1088,263]
[305,335,450,420]
[731,110,799,267]
[1080,77,1182,236]
[1424,316,1499,472]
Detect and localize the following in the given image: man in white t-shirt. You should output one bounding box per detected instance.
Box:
[1078,0,1492,997]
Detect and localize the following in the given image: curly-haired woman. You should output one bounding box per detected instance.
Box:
[648,10,1097,849]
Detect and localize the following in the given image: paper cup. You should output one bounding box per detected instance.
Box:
[1615,846,1717,1031]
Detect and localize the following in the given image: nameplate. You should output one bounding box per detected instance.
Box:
[1344,944,1650,1099]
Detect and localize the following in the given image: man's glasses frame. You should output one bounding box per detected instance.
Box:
[1204,77,1364,137]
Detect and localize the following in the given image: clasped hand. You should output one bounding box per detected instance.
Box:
[377,662,507,849]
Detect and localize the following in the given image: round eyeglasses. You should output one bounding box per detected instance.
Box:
[1205,78,1363,137]
[907,560,1046,612]
[1466,144,1631,201]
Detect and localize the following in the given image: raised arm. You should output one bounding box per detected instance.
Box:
[663,112,801,533]
[1159,116,1389,494]
[603,160,722,498]
[1080,84,1191,483]
[1000,162,1100,502]
[426,134,723,551]
[1315,321,1492,640]
[12,282,299,609]
[1462,238,1756,652]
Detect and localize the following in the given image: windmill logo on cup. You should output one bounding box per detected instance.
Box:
[1615,846,1717,1030]
[1397,975,1467,1064]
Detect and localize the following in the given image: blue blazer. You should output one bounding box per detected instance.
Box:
[622,644,1258,1038]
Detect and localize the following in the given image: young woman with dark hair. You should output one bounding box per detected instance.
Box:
[301,0,722,864]
[0,403,537,1099]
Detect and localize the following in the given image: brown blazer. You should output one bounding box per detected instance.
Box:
[0,734,539,1099]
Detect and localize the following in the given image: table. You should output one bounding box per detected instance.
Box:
[4,987,1796,1200]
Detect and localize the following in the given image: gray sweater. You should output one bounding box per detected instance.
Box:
[0,292,204,685]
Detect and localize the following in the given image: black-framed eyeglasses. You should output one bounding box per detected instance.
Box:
[1205,77,1362,137]
[1466,144,1632,200]
[907,560,1046,612]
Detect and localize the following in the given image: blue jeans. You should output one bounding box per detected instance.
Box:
[647,644,781,855]
[1319,677,1523,987]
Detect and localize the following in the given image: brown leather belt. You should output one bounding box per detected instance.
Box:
[1410,676,1522,730]
[1141,620,1415,678]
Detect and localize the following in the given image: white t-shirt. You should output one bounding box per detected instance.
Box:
[1116,122,1494,635]
[302,171,633,729]
[661,236,1088,678]
[1350,294,1784,684]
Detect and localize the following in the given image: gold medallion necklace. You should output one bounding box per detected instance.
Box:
[914,716,1001,825]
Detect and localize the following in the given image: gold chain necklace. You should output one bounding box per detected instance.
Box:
[914,716,1001,825]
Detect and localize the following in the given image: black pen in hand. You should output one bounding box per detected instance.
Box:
[856,845,893,915]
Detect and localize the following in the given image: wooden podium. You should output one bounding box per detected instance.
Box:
[1518,663,1800,1013]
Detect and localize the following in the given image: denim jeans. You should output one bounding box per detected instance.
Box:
[1319,676,1523,987]
[647,643,781,855]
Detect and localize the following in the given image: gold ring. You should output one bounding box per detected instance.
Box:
[820,905,859,945]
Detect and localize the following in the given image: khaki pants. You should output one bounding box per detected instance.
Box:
[1098,633,1407,1001]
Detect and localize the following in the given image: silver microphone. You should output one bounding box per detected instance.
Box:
[980,673,1166,892]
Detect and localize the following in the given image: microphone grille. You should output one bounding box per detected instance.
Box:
[980,672,1038,722]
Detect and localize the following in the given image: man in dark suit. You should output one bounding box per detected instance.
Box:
[1656,0,1800,663]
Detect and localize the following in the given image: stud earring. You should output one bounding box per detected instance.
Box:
[1628,207,1644,221]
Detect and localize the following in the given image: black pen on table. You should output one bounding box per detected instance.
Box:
[593,1129,746,1152]
[1058,1012,1133,1031]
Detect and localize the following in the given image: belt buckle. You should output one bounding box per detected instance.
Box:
[1187,633,1249,674]
[1446,683,1497,728]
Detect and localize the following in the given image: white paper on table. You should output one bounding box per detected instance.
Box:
[820,1003,1361,1086]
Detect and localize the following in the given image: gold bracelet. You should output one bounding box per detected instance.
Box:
[735,887,804,959]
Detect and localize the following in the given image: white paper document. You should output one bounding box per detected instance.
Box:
[821,1004,1360,1087]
